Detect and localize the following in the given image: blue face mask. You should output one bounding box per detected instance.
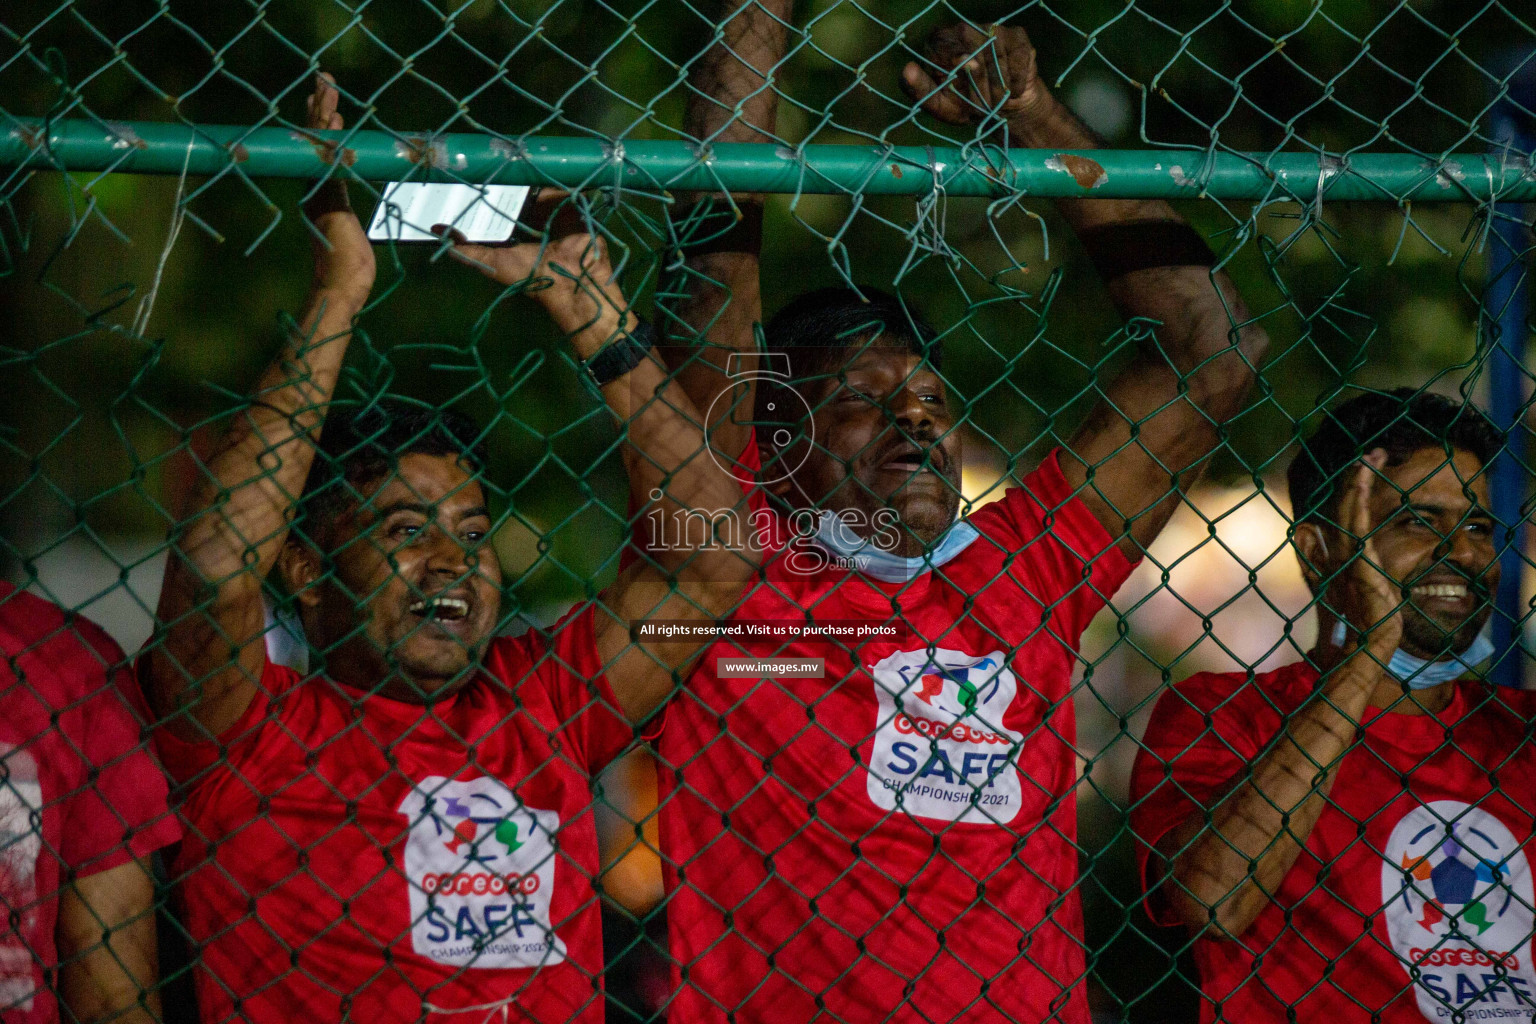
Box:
[812,510,980,583]
[1329,621,1495,689]
[266,599,310,674]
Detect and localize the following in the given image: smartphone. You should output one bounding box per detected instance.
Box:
[366,182,531,244]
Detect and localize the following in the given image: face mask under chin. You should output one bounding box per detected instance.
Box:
[1328,620,1495,690]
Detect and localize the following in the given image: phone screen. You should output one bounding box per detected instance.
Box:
[366,182,531,244]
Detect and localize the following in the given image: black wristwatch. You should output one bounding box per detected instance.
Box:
[581,318,657,388]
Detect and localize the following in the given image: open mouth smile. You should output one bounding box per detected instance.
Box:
[1405,578,1487,620]
[1410,583,1469,601]
[407,595,471,622]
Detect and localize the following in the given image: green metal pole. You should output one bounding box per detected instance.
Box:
[4,118,1534,201]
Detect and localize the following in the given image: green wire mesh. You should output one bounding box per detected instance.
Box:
[1,1,1535,1022]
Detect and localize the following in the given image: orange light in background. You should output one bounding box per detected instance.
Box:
[1075,478,1314,805]
[595,748,664,916]
[1118,479,1313,676]
[960,441,1008,512]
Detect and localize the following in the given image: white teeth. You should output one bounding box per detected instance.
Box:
[1412,584,1469,599]
[408,597,470,618]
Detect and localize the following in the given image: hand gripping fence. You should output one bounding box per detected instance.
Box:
[2,1,1536,1022]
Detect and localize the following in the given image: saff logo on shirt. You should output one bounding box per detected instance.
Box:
[396,776,565,970]
[866,648,1024,824]
[1381,801,1536,1018]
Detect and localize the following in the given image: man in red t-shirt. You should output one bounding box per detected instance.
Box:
[653,12,1270,1022]
[141,77,755,1024]
[1130,388,1528,1022]
[1,584,181,1023]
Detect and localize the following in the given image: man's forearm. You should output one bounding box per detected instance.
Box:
[176,288,361,595]
[661,0,795,463]
[578,314,752,561]
[246,287,365,422]
[575,310,759,726]
[623,367,755,582]
[57,858,162,1024]
[1165,648,1389,936]
[186,107,378,567]
[1014,89,1267,550]
[685,0,793,144]
[1006,94,1264,364]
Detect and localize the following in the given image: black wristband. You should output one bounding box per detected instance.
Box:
[1079,220,1216,281]
[582,318,657,389]
[671,200,764,258]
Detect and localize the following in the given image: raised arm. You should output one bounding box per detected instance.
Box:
[145,75,375,739]
[444,233,759,725]
[56,857,161,1024]
[658,0,795,465]
[903,24,1270,556]
[1153,459,1399,937]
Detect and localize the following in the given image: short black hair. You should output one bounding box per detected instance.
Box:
[296,399,490,543]
[755,286,941,425]
[1287,387,1503,525]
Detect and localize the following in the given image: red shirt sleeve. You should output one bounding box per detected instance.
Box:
[968,448,1139,647]
[1128,670,1268,927]
[150,657,301,786]
[57,627,181,876]
[504,606,636,777]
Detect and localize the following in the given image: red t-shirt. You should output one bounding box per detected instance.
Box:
[155,607,634,1024]
[657,451,1136,1023]
[1130,661,1536,1022]
[0,584,180,1023]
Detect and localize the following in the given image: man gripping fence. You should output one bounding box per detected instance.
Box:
[141,75,756,1024]
[653,11,1271,1023]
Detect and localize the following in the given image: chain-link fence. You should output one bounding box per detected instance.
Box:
[3,1,1536,1022]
